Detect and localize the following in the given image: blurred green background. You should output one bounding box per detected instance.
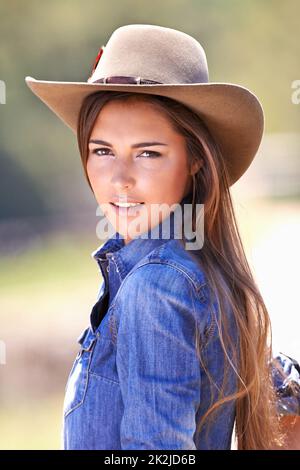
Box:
[0,0,299,449]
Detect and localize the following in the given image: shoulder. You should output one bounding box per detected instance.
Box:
[153,238,207,292]
[113,241,215,340]
[120,238,208,302]
[122,238,207,291]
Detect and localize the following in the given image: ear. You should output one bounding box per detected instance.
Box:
[190,158,203,176]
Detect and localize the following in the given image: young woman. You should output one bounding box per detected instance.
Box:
[25,24,299,450]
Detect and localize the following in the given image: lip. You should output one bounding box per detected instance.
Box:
[110,202,145,216]
[110,198,144,203]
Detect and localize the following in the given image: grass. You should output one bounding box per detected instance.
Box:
[0,395,63,450]
[0,231,105,450]
[0,231,102,291]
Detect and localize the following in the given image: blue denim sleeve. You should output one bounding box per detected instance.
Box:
[271,352,300,416]
[115,263,203,450]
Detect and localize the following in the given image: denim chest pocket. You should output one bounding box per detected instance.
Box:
[63,326,96,418]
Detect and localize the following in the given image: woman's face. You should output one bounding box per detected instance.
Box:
[87,98,201,244]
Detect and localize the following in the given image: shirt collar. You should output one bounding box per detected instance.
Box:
[91,190,193,279]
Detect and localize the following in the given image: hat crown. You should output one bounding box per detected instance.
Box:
[90,24,209,85]
[25,23,264,187]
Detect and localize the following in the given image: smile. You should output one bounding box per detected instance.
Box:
[110,202,145,216]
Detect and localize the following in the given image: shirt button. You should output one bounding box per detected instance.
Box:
[106,265,110,272]
[96,332,100,338]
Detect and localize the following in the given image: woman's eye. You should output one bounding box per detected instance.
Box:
[139,151,161,159]
[92,148,112,156]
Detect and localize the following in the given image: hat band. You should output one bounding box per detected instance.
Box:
[92,76,162,85]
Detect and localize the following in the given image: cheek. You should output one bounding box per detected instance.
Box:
[155,163,189,199]
[86,158,104,192]
[86,157,96,179]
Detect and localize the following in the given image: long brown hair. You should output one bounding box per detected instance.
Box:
[77,90,287,449]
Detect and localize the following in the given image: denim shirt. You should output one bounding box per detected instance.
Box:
[61,193,299,450]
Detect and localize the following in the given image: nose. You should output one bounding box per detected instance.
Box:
[110,160,135,191]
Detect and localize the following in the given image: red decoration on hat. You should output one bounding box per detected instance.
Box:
[87,46,105,82]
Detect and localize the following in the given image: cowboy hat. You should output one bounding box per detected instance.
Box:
[25,24,264,186]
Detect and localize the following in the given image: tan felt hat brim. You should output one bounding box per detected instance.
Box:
[25,76,264,186]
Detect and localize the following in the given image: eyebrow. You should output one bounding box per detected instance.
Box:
[89,139,168,148]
